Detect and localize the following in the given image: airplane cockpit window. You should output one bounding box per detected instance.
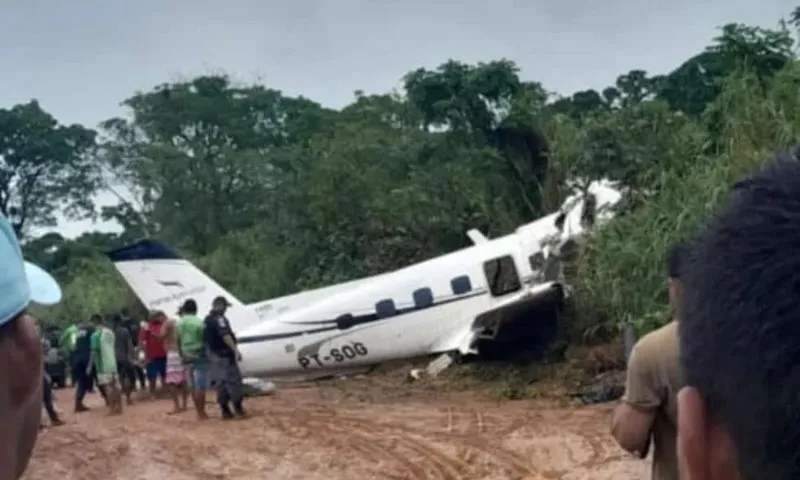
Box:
[451,275,472,295]
[529,252,546,274]
[413,288,434,308]
[375,299,397,318]
[483,255,522,297]
[558,239,580,282]
[335,313,356,330]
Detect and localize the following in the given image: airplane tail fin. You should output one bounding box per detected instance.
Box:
[106,239,244,317]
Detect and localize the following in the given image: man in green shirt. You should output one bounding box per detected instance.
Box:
[88,315,122,415]
[176,299,209,419]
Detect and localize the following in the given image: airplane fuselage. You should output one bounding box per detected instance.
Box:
[107,180,622,380]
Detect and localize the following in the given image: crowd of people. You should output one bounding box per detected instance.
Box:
[6,149,800,480]
[41,296,248,424]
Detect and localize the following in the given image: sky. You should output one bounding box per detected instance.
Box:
[1,0,796,239]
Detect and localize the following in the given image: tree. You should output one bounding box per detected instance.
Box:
[659,23,794,116]
[100,75,334,254]
[0,100,98,236]
[26,7,800,350]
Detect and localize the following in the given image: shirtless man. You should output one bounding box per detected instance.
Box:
[153,312,188,414]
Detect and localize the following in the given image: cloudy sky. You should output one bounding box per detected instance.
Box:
[1,0,796,238]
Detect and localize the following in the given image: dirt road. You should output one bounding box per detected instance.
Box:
[24,376,646,480]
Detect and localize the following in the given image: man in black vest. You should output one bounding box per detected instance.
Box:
[203,296,245,420]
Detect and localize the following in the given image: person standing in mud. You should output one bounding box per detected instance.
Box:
[88,315,122,415]
[139,311,168,397]
[610,242,688,480]
[41,336,64,427]
[112,314,136,405]
[203,296,246,420]
[0,214,63,480]
[71,318,98,412]
[177,299,210,419]
[121,308,147,391]
[151,311,189,414]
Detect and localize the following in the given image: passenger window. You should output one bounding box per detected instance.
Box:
[335,313,355,330]
[413,288,433,308]
[483,255,522,297]
[375,299,397,318]
[451,275,472,295]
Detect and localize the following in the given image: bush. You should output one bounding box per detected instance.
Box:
[575,64,800,339]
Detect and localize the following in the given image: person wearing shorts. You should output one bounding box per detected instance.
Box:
[154,314,189,414]
[177,299,209,419]
[88,316,122,414]
[139,312,167,396]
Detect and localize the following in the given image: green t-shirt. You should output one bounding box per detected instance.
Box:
[176,315,205,358]
[60,324,78,352]
[90,327,117,375]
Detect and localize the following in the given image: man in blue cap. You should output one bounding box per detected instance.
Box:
[0,215,62,480]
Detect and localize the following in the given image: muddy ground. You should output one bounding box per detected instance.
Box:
[24,365,646,480]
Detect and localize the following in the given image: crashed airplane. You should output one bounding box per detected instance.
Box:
[106,180,622,381]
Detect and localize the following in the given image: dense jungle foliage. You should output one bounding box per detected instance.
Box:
[8,11,800,343]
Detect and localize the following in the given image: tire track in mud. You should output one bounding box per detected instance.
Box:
[29,391,637,480]
[268,407,538,479]
[267,409,464,479]
[288,405,629,480]
[118,413,272,479]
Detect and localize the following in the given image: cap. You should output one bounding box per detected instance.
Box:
[212,296,230,307]
[0,216,62,326]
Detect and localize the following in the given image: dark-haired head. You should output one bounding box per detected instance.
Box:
[90,314,103,325]
[678,151,800,480]
[181,299,197,315]
[667,242,689,280]
[109,314,123,328]
[666,241,689,314]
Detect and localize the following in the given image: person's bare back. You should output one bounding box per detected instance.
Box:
[162,319,179,353]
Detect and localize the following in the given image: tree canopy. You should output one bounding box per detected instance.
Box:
[14,13,800,340]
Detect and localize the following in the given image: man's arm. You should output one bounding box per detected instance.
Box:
[138,326,148,348]
[214,315,241,361]
[222,334,241,360]
[175,325,184,358]
[610,340,659,457]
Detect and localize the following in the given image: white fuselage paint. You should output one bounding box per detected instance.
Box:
[110,180,622,380]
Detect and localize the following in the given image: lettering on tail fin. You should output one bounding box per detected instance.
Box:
[107,239,244,315]
[150,286,207,308]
